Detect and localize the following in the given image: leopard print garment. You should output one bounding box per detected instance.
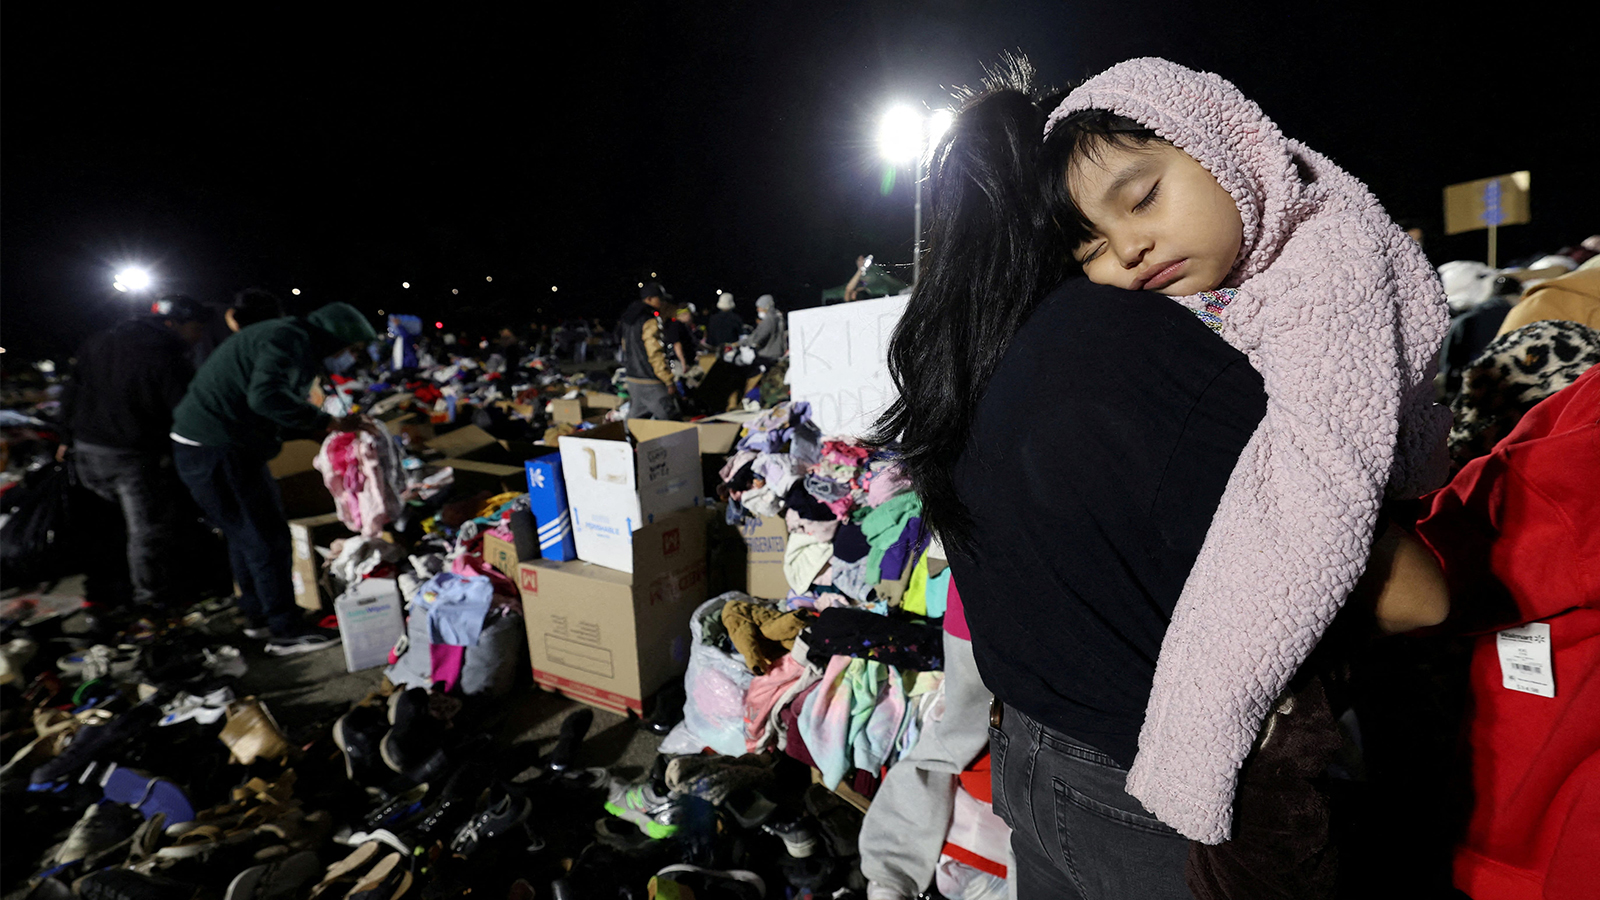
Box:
[1448,319,1600,472]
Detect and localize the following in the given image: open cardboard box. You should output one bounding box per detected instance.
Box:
[269,440,335,519]
[558,420,705,573]
[287,513,354,611]
[518,507,708,716]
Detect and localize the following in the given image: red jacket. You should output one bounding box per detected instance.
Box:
[1412,364,1600,900]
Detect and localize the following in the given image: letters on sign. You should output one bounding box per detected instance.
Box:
[787,294,910,439]
[519,568,538,594]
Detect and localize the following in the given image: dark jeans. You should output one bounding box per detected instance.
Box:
[73,443,180,609]
[626,379,680,420]
[173,442,298,637]
[990,703,1191,899]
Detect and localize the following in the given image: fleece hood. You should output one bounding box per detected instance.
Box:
[307,302,378,348]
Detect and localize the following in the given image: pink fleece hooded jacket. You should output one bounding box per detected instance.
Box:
[1047,58,1451,843]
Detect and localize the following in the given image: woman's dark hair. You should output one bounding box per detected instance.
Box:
[867,64,1162,557]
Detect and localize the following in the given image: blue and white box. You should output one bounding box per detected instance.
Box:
[525,452,577,562]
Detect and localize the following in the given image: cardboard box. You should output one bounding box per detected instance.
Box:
[739,514,789,600]
[270,440,336,519]
[518,508,708,715]
[441,458,528,497]
[550,398,588,425]
[425,425,502,461]
[334,578,404,673]
[482,526,536,581]
[524,453,577,561]
[583,391,623,410]
[559,420,705,573]
[288,513,354,610]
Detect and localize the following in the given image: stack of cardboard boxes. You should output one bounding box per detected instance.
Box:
[517,420,711,716]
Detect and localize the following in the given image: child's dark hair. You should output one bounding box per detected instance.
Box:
[1049,110,1167,250]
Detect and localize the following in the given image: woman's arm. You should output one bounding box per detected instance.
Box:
[1351,521,1450,634]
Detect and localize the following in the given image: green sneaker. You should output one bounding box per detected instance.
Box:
[603,779,684,839]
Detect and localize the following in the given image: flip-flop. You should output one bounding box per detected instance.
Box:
[308,841,384,899]
[344,851,413,900]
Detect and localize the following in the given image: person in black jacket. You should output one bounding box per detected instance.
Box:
[59,295,212,617]
[707,292,745,346]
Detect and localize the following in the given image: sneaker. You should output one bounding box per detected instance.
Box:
[603,778,685,840]
[264,627,340,657]
[761,812,819,859]
[650,864,766,900]
[202,646,248,679]
[448,786,532,855]
[241,624,272,640]
[52,801,142,868]
[158,686,235,727]
[410,758,494,844]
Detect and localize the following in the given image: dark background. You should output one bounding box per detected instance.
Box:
[3,1,1593,361]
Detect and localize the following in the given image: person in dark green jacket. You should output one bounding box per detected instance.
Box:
[171,302,377,655]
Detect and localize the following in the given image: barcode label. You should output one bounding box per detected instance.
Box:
[1497,623,1555,698]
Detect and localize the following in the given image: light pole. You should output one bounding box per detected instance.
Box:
[877,106,953,285]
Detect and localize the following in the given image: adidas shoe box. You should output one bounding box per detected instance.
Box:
[523,452,577,562]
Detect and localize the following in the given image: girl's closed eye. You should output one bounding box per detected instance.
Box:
[1133,182,1160,212]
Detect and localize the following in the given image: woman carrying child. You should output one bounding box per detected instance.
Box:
[875,56,1451,897]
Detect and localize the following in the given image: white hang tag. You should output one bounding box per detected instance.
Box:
[1496,623,1555,698]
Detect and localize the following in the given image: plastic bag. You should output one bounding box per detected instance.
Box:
[660,592,756,757]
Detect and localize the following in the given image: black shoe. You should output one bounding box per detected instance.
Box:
[380,689,442,774]
[264,626,340,657]
[332,705,390,785]
[410,758,493,844]
[803,784,861,858]
[642,680,686,736]
[449,785,533,856]
[545,707,593,773]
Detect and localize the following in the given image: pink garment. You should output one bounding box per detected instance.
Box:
[745,652,805,752]
[430,643,464,693]
[313,420,403,538]
[1049,59,1451,843]
[943,578,970,641]
[451,544,517,597]
[865,462,914,507]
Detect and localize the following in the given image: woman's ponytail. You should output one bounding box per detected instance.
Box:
[870,72,1071,558]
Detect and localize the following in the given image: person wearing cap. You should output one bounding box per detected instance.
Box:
[170,301,377,655]
[57,294,215,626]
[740,294,787,369]
[619,282,680,420]
[707,292,744,346]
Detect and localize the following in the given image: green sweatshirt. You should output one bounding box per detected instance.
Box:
[170,317,344,458]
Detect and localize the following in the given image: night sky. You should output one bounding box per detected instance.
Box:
[3,1,1593,361]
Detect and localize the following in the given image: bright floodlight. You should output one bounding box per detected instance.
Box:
[928,109,955,151]
[878,105,924,163]
[116,267,151,291]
